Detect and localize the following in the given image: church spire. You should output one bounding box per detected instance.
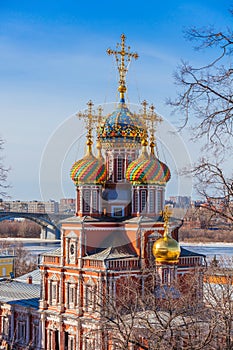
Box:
[107,34,138,102]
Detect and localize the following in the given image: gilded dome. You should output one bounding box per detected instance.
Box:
[70,152,106,185]
[152,234,180,264]
[126,152,171,184]
[99,101,145,144]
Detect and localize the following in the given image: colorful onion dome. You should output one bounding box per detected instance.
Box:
[70,148,106,185]
[126,149,171,184]
[99,100,145,144]
[152,234,180,264]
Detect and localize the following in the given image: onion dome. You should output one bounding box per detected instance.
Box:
[152,206,180,264]
[70,141,106,185]
[152,234,180,264]
[125,142,171,184]
[99,100,145,145]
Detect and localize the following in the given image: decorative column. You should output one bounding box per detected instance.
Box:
[40,270,47,309]
[65,282,69,309]
[58,272,64,312]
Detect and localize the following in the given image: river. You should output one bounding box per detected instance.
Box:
[2,239,233,263]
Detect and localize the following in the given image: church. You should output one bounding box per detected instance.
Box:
[38,34,205,350]
[0,34,205,350]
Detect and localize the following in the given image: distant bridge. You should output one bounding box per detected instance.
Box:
[0,212,73,239]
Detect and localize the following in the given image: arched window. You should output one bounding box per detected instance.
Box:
[85,284,97,311]
[133,189,139,213]
[92,190,98,213]
[157,190,162,213]
[117,156,123,181]
[149,190,155,213]
[141,190,147,212]
[83,190,90,212]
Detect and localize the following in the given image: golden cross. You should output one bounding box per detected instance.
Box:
[77,100,95,142]
[141,100,148,117]
[77,101,104,143]
[162,205,173,236]
[107,34,138,99]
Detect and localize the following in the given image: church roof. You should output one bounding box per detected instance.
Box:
[180,247,206,258]
[41,247,61,256]
[84,246,137,261]
[0,279,40,309]
[14,269,41,284]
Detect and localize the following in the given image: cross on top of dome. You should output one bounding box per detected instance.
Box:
[107,34,138,101]
[77,100,103,149]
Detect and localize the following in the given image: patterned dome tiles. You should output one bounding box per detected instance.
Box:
[70,155,106,184]
[126,155,171,184]
[100,103,145,142]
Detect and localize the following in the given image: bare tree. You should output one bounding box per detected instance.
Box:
[169,9,233,222]
[80,261,233,349]
[0,241,37,277]
[94,268,219,350]
[203,257,233,349]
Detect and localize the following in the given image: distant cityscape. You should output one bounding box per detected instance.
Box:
[0,196,209,214]
[0,198,75,214]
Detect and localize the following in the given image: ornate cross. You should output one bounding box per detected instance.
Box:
[107,34,138,99]
[162,205,173,236]
[77,100,103,144]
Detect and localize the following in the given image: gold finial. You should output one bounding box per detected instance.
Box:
[142,100,148,117]
[77,100,95,155]
[107,34,138,101]
[162,205,173,237]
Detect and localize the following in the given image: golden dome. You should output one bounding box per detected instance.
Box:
[152,234,180,264]
[152,205,181,264]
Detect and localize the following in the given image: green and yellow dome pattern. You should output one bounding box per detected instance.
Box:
[126,155,171,184]
[70,153,106,185]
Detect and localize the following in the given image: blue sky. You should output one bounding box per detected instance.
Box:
[0,0,232,201]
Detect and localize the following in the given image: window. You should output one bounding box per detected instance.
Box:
[69,336,75,350]
[17,321,26,343]
[92,190,98,212]
[149,190,155,213]
[108,157,113,181]
[33,324,39,347]
[134,190,138,213]
[157,191,162,213]
[68,284,76,307]
[141,190,147,212]
[112,206,124,217]
[117,157,123,181]
[83,190,90,212]
[163,269,168,284]
[85,284,96,311]
[50,281,58,305]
